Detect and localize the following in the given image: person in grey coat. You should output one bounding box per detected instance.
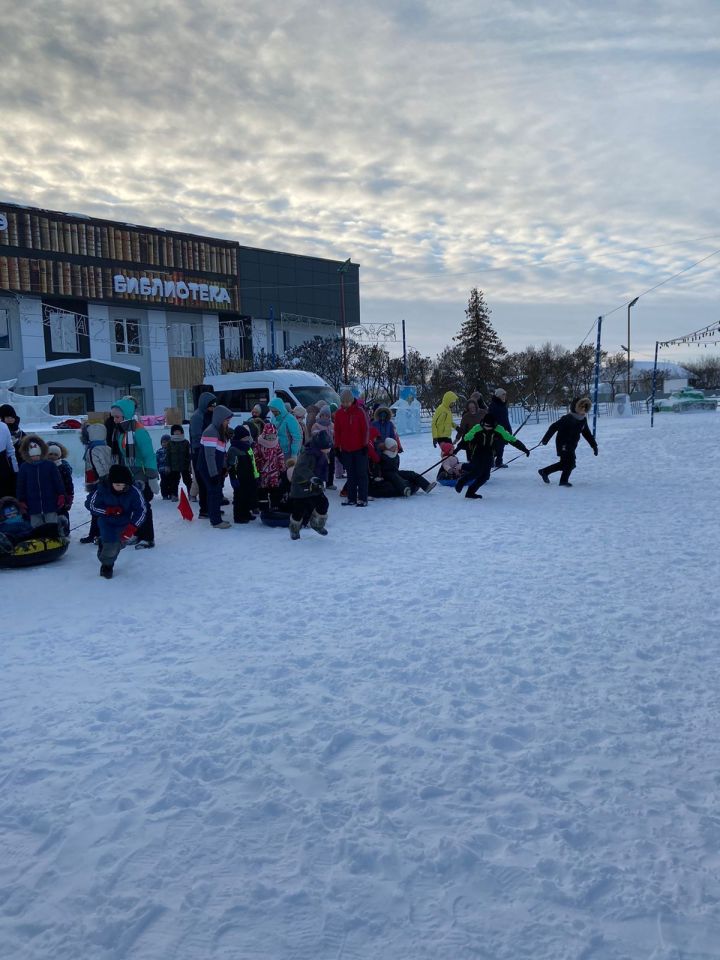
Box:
[189,392,217,518]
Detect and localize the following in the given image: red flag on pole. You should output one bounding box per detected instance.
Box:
[177,487,194,521]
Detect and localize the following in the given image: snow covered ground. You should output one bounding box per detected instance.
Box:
[2,411,719,960]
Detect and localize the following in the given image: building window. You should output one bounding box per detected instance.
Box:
[0,308,9,349]
[114,317,141,354]
[168,322,198,357]
[116,387,146,414]
[49,309,80,353]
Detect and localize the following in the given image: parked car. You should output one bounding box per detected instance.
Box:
[195,370,340,425]
[653,388,718,413]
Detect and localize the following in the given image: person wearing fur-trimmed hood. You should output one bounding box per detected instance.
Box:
[16,435,67,528]
[538,397,597,486]
[46,441,74,518]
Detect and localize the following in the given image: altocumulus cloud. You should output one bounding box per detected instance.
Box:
[1,0,719,339]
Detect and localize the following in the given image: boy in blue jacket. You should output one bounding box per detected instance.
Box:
[86,464,147,579]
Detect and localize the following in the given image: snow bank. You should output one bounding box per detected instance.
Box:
[2,413,718,959]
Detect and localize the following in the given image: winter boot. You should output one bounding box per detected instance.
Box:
[454,475,466,493]
[559,481,573,487]
[100,564,113,579]
[212,521,231,529]
[135,539,154,549]
[538,469,550,484]
[424,481,437,493]
[402,486,412,497]
[309,510,328,536]
[79,534,96,544]
[289,517,302,540]
[465,492,482,499]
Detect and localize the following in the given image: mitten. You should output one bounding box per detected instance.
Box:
[120,524,137,544]
[541,439,549,446]
[593,446,599,456]
[57,494,65,508]
[105,505,123,516]
[432,439,438,447]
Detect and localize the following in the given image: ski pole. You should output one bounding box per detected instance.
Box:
[69,518,91,532]
[491,441,543,472]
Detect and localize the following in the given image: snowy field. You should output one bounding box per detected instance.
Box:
[2,411,719,960]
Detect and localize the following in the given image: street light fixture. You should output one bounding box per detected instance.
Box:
[627,297,639,394]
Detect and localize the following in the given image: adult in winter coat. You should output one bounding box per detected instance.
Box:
[189,392,217,516]
[455,416,529,499]
[16,435,66,527]
[268,397,303,459]
[0,419,18,498]
[334,389,370,506]
[197,404,233,528]
[110,397,159,548]
[431,391,458,446]
[455,399,487,451]
[488,388,513,467]
[226,424,258,523]
[0,404,26,454]
[288,430,332,539]
[86,464,147,579]
[538,397,598,487]
[80,422,113,543]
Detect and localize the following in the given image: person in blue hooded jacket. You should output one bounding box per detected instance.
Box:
[110,396,159,549]
[268,397,303,460]
[86,464,147,578]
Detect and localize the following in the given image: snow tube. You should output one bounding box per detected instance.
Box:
[437,477,456,487]
[0,529,70,569]
[260,509,291,528]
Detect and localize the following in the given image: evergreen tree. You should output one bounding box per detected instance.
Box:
[454,288,507,396]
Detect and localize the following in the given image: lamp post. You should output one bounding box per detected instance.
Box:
[627,297,639,394]
[337,258,351,384]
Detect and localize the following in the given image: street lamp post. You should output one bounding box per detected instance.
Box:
[627,297,639,394]
[338,258,351,384]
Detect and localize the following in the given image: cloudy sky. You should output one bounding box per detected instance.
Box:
[1,0,718,362]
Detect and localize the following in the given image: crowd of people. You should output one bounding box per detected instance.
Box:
[0,387,599,578]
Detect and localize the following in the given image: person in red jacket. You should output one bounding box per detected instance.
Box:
[334,389,370,506]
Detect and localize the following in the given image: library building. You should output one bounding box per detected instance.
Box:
[0,202,360,417]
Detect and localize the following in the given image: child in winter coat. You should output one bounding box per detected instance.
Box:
[455,416,529,499]
[165,424,192,500]
[312,405,336,489]
[288,430,332,540]
[538,397,598,486]
[0,497,33,551]
[80,422,113,544]
[197,404,234,528]
[371,405,402,452]
[86,464,148,579]
[16,435,67,529]
[46,441,74,520]
[157,435,173,499]
[226,424,258,523]
[437,441,462,481]
[255,422,286,509]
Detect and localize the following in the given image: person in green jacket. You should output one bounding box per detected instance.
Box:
[431,391,458,446]
[110,396,159,548]
[455,414,530,499]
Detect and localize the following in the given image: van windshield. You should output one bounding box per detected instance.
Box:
[290,385,341,408]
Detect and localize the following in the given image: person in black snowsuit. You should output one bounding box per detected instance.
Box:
[372,438,437,497]
[538,397,598,486]
[455,415,529,499]
[226,425,258,524]
[488,388,512,467]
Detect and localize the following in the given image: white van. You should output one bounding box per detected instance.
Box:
[201,370,340,424]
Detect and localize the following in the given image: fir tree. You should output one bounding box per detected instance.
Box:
[454,288,507,398]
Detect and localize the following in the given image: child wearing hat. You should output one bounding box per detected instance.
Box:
[165,424,192,500]
[456,417,530,499]
[227,424,259,523]
[255,422,286,510]
[46,441,74,521]
[86,464,148,578]
[16,435,67,529]
[437,441,462,481]
[157,434,173,499]
[0,497,33,552]
[288,431,332,540]
[538,397,598,486]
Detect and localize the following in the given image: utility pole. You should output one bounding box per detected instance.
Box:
[627,297,639,394]
[337,258,351,384]
[402,318,408,384]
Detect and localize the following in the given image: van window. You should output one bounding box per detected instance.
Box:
[275,390,294,407]
[290,385,341,408]
[214,388,270,412]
